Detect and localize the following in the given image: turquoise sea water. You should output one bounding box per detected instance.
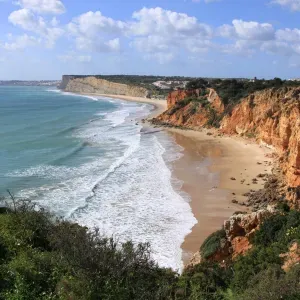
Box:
[0,86,196,271]
[0,86,117,193]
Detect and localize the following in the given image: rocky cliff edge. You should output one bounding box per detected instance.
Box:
[154,86,300,189]
[59,75,149,98]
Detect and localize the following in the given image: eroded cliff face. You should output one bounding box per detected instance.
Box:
[155,86,300,188]
[207,88,224,113]
[167,89,201,109]
[156,88,224,129]
[60,76,149,98]
[220,87,300,188]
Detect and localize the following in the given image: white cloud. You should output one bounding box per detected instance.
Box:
[16,0,65,14]
[131,35,169,53]
[73,36,121,53]
[68,11,127,37]
[129,7,213,58]
[67,11,125,53]
[8,8,64,48]
[4,4,300,66]
[276,28,300,42]
[50,17,59,27]
[131,7,212,37]
[184,39,213,53]
[144,52,175,64]
[221,40,259,56]
[9,9,45,32]
[261,40,295,56]
[58,54,92,63]
[219,20,275,41]
[271,0,300,11]
[44,26,64,47]
[1,34,40,50]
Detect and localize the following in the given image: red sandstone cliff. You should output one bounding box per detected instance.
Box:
[220,88,300,188]
[154,86,300,188]
[167,89,201,109]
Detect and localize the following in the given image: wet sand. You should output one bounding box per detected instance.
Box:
[80,93,167,118]
[165,128,273,263]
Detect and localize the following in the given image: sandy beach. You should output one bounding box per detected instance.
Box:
[79,93,274,264]
[165,128,273,263]
[81,93,167,118]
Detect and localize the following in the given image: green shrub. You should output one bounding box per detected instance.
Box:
[3,195,300,299]
[254,214,287,246]
[230,245,283,294]
[0,201,177,300]
[178,261,232,299]
[239,265,300,300]
[206,107,222,128]
[276,201,290,213]
[200,229,226,260]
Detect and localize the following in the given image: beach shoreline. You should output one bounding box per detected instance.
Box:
[78,93,167,118]
[164,128,273,263]
[73,92,274,266]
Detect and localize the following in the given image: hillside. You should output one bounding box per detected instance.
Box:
[1,188,300,299]
[59,75,194,98]
[59,75,150,98]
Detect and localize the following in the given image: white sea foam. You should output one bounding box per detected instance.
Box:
[72,132,196,271]
[47,88,99,101]
[12,95,196,272]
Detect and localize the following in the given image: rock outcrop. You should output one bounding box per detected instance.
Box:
[224,208,274,241]
[59,76,149,98]
[186,207,275,268]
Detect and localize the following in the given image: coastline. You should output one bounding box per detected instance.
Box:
[70,92,274,266]
[78,93,167,118]
[164,128,273,263]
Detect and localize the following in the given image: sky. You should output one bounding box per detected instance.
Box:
[1,0,300,80]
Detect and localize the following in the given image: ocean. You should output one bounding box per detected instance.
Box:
[0,86,196,271]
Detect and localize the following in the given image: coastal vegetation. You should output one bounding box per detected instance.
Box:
[186,77,299,106]
[1,195,300,299]
[0,197,176,299]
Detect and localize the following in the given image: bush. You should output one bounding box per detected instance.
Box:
[178,261,232,299]
[0,201,177,300]
[200,229,226,260]
[231,246,283,293]
[276,201,290,213]
[239,265,300,300]
[254,214,287,246]
[3,196,300,299]
[186,79,209,89]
